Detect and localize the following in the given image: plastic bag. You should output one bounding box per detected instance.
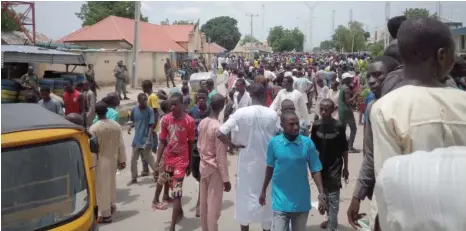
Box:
[375,146,466,231]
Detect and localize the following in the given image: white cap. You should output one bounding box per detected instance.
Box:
[284,71,293,77]
[342,72,354,80]
[292,69,298,72]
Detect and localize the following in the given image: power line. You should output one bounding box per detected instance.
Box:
[246,13,259,37]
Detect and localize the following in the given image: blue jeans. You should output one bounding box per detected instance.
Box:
[325,189,340,231]
[272,211,309,231]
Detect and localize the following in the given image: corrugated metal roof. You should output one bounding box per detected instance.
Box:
[1,31,51,45]
[452,27,466,36]
[1,45,82,56]
[1,45,86,65]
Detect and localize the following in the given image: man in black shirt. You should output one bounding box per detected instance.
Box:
[311,98,349,231]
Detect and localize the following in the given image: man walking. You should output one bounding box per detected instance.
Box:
[311,99,349,231]
[338,72,360,153]
[218,83,279,231]
[89,101,127,223]
[198,94,231,231]
[260,110,326,231]
[127,93,158,185]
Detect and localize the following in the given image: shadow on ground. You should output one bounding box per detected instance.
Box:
[222,200,234,210]
[116,188,140,205]
[108,210,139,223]
[307,224,354,231]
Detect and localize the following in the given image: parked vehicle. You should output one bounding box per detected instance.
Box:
[1,103,98,231]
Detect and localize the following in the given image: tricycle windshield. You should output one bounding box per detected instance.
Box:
[1,139,89,231]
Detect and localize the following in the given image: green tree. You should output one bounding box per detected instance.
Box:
[320,40,335,50]
[403,8,432,18]
[240,35,261,45]
[75,1,149,26]
[267,26,305,52]
[1,9,21,32]
[267,26,286,48]
[160,18,170,25]
[200,16,241,51]
[331,21,368,52]
[368,41,385,57]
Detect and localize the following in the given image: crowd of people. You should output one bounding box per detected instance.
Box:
[24,15,466,231]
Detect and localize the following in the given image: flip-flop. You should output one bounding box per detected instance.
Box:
[152,202,168,210]
[97,216,112,224]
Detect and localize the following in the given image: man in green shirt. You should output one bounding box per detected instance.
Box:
[338,72,360,153]
[206,79,217,105]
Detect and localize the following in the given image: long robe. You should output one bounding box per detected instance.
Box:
[219,105,279,226]
[89,119,126,217]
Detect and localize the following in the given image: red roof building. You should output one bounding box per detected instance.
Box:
[59,16,226,54]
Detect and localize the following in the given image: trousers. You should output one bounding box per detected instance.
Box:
[131,147,156,179]
[200,171,224,231]
[341,113,357,148]
[272,211,309,231]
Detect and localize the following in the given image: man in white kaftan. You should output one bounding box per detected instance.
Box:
[89,114,126,219]
[218,83,279,230]
[231,79,252,145]
[270,75,310,124]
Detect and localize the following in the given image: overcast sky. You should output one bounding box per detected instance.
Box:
[32,1,466,49]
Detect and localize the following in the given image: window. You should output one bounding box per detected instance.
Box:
[1,140,89,231]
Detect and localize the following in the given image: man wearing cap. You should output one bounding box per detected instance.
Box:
[338,72,360,153]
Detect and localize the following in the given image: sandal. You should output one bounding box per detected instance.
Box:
[97,216,112,224]
[320,220,328,229]
[152,202,168,210]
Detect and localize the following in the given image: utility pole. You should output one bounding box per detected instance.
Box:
[304,2,319,51]
[349,9,353,23]
[131,1,141,88]
[246,13,259,37]
[332,10,336,32]
[437,1,442,19]
[262,4,265,40]
[384,1,390,48]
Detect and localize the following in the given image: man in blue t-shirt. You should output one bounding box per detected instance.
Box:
[127,93,157,185]
[259,110,327,231]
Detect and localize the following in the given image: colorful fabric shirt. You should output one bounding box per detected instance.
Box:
[266,134,322,212]
[159,113,195,168]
